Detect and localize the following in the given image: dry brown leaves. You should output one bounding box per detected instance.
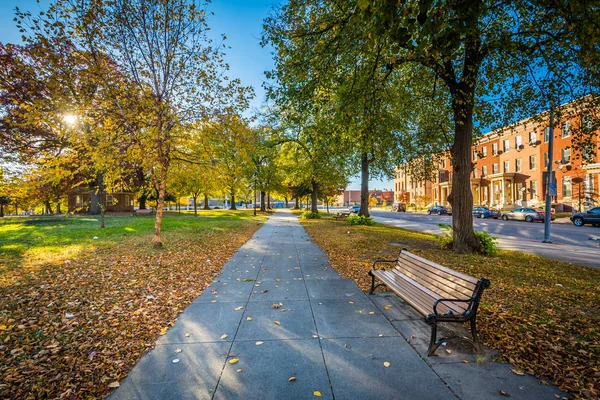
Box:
[0,222,262,399]
[299,216,600,399]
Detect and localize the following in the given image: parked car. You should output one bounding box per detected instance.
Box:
[570,207,600,227]
[501,207,555,222]
[472,206,500,219]
[391,202,406,212]
[427,205,451,215]
[348,205,361,214]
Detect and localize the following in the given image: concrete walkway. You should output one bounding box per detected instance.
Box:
[111,210,565,399]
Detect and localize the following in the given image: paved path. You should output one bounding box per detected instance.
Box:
[111,210,564,399]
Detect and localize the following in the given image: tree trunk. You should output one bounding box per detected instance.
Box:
[267,192,271,209]
[230,190,237,210]
[56,202,62,215]
[284,196,289,208]
[260,191,266,211]
[203,193,210,210]
[0,204,3,217]
[193,195,198,216]
[153,167,167,248]
[326,199,329,213]
[360,152,370,217]
[45,200,53,215]
[139,194,147,210]
[100,208,105,228]
[294,197,300,209]
[311,179,318,213]
[448,88,479,253]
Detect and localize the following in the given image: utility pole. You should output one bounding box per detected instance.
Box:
[543,105,555,243]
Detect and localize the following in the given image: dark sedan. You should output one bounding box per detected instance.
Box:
[427,205,451,215]
[501,207,555,222]
[472,206,500,219]
[570,207,600,227]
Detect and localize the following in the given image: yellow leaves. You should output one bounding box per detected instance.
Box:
[175,348,182,353]
[255,341,264,346]
[273,321,281,325]
[220,334,228,339]
[159,327,168,335]
[229,358,239,365]
[246,317,253,321]
[108,381,120,388]
[314,391,322,397]
[369,311,375,315]
[383,361,390,367]
[236,369,242,373]
[234,306,243,311]
[0,325,7,330]
[510,368,524,376]
[384,305,392,310]
[288,377,296,382]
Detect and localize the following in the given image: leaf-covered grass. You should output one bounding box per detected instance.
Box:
[0,210,268,398]
[297,212,600,399]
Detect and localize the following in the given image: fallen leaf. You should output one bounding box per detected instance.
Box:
[384,305,392,310]
[220,334,228,339]
[185,333,191,337]
[236,369,242,373]
[261,289,268,294]
[445,349,453,354]
[461,360,469,363]
[160,327,168,335]
[510,368,525,376]
[175,348,182,353]
[383,362,390,367]
[271,303,281,309]
[288,377,296,382]
[273,321,281,325]
[229,358,239,364]
[234,306,243,311]
[256,341,264,346]
[108,382,120,388]
[211,300,217,303]
[499,390,510,397]
[369,311,375,315]
[348,301,354,304]
[172,359,180,363]
[247,317,253,321]
[314,391,322,397]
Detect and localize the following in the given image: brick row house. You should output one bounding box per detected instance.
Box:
[68,190,135,213]
[395,106,599,211]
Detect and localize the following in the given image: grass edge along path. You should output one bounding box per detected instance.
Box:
[0,211,268,399]
[295,212,599,399]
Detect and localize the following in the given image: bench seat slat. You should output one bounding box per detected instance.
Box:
[398,254,477,293]
[401,250,479,285]
[395,259,474,301]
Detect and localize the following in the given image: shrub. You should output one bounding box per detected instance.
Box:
[347,215,375,225]
[435,224,499,256]
[302,211,321,219]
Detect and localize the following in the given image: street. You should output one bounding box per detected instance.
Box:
[367,209,600,269]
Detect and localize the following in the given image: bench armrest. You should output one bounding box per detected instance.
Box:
[371,259,398,270]
[433,298,472,316]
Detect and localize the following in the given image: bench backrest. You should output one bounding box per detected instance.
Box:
[395,250,482,314]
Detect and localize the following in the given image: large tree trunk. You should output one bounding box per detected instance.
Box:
[138,194,147,210]
[284,196,289,208]
[448,87,479,253]
[89,175,104,215]
[260,191,266,211]
[153,167,168,248]
[230,190,237,210]
[0,204,3,217]
[267,192,271,209]
[45,200,53,215]
[203,193,210,210]
[56,202,62,215]
[311,179,318,213]
[360,152,370,217]
[294,197,300,209]
[193,195,198,216]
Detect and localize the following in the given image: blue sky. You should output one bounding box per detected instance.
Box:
[0,0,393,191]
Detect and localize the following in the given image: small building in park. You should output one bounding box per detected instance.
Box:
[68,190,135,213]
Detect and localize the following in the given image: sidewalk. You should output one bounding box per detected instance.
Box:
[110,210,565,399]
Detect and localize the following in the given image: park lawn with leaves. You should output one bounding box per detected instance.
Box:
[0,211,267,399]
[297,213,600,399]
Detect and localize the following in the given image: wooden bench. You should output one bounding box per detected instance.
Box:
[369,248,490,356]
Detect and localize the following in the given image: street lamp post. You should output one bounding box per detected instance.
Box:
[543,106,555,243]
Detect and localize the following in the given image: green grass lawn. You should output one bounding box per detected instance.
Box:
[0,210,261,272]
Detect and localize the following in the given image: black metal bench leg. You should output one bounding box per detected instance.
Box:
[427,323,440,356]
[470,317,484,353]
[368,271,376,294]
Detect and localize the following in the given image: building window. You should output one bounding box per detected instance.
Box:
[582,114,593,132]
[582,143,594,163]
[562,148,571,164]
[544,152,549,168]
[503,139,510,152]
[473,149,478,160]
[530,180,537,198]
[515,136,522,149]
[106,195,114,206]
[504,161,510,173]
[561,121,571,138]
[515,158,522,172]
[482,146,487,157]
[442,159,447,168]
[544,127,551,142]
[482,166,487,177]
[473,169,479,178]
[492,143,498,155]
[76,195,83,207]
[492,163,498,174]
[529,132,536,144]
[125,195,130,206]
[529,155,536,170]
[562,176,572,197]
